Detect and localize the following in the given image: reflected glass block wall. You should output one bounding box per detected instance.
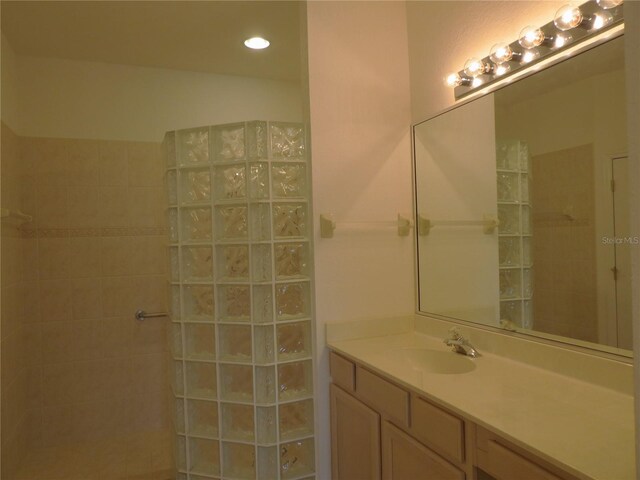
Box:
[165,122,315,480]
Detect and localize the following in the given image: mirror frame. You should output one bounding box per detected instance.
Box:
[411,25,632,360]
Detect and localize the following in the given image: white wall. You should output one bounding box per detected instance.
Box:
[12,53,303,142]
[1,35,20,130]
[306,1,413,477]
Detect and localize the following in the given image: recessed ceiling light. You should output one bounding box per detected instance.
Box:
[244,37,270,50]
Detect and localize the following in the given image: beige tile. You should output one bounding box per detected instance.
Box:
[67,140,100,187]
[38,237,71,279]
[73,320,104,361]
[127,187,164,227]
[68,187,102,228]
[22,237,40,280]
[101,276,136,318]
[37,186,68,228]
[130,353,167,397]
[132,317,167,355]
[23,323,43,366]
[33,138,69,187]
[72,277,103,320]
[99,141,129,187]
[69,237,101,278]
[100,317,133,359]
[99,187,129,227]
[101,237,135,276]
[39,279,72,322]
[42,360,77,406]
[128,142,163,187]
[21,281,41,324]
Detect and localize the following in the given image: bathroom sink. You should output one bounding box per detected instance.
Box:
[397,347,476,374]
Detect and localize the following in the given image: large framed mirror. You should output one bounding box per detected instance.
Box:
[413,33,631,356]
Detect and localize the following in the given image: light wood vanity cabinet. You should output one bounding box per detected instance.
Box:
[329,351,581,480]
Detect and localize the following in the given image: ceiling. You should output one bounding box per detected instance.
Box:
[0,1,302,81]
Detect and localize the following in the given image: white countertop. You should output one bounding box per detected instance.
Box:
[328,331,635,480]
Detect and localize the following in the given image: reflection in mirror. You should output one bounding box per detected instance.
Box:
[414,35,630,354]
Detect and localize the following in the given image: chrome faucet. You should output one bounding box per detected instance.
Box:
[444,328,480,358]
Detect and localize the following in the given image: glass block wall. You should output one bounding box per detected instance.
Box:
[164,121,315,480]
[496,139,534,329]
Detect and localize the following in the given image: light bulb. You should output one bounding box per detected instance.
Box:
[489,43,513,64]
[592,11,613,29]
[521,49,540,64]
[554,5,583,31]
[554,32,572,48]
[495,64,511,76]
[445,73,463,87]
[471,77,484,88]
[518,26,545,49]
[244,37,270,49]
[463,58,487,77]
[596,0,623,9]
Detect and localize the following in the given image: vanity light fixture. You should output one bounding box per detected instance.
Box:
[447,0,624,99]
[244,36,270,49]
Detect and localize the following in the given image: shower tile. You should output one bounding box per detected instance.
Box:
[187,399,218,438]
[249,162,269,199]
[213,165,246,200]
[279,399,314,441]
[221,403,254,442]
[185,361,217,399]
[214,205,248,240]
[277,321,311,361]
[277,360,312,402]
[276,282,310,321]
[269,122,306,160]
[256,406,277,444]
[180,168,211,204]
[181,246,213,282]
[166,169,178,205]
[250,203,271,241]
[273,203,308,239]
[254,325,275,364]
[275,242,309,279]
[258,445,278,478]
[219,364,253,402]
[218,324,252,362]
[280,438,315,479]
[216,285,250,322]
[222,442,256,479]
[256,365,276,404]
[213,123,246,162]
[251,244,272,282]
[272,163,307,198]
[188,437,220,476]
[180,207,213,243]
[216,245,249,281]
[184,323,216,360]
[178,128,209,166]
[247,121,268,160]
[252,285,274,324]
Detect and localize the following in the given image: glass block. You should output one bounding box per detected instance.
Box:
[247,121,267,160]
[280,438,315,479]
[253,285,274,324]
[170,285,181,319]
[499,238,521,267]
[221,403,254,441]
[169,247,180,282]
[249,162,269,199]
[279,399,314,441]
[496,140,520,170]
[217,285,250,322]
[176,435,187,471]
[185,323,216,360]
[186,361,217,399]
[499,270,521,300]
[276,282,310,321]
[218,325,252,362]
[278,361,312,401]
[181,168,211,204]
[167,170,178,205]
[189,437,220,476]
[187,399,219,438]
[521,173,530,202]
[498,204,520,234]
[523,300,533,329]
[519,142,530,171]
[522,205,531,235]
[497,172,519,202]
[219,364,253,402]
[214,123,246,162]
[251,244,272,282]
[270,122,305,160]
[164,131,176,168]
[168,208,179,243]
[181,246,213,281]
[189,476,216,480]
[178,128,209,166]
[273,203,308,238]
[174,397,185,433]
[275,243,309,279]
[172,360,184,395]
[250,203,272,241]
[500,301,522,327]
[222,442,255,479]
[171,323,183,358]
[214,165,246,200]
[523,268,533,298]
[523,237,533,266]
[272,163,307,198]
[256,366,276,404]
[254,325,275,364]
[183,285,214,321]
[216,245,249,281]
[256,406,277,444]
[215,205,248,240]
[177,473,187,480]
[277,321,311,361]
[258,446,278,479]
[180,207,213,243]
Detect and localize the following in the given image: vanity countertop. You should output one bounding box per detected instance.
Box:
[328,331,635,480]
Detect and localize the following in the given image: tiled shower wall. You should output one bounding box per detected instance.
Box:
[167,122,315,480]
[3,133,173,478]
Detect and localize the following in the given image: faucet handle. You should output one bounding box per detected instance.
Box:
[447,327,463,340]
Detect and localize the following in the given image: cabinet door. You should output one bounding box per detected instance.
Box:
[331,384,381,480]
[382,421,465,480]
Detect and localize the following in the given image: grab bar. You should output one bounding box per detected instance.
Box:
[135,309,168,321]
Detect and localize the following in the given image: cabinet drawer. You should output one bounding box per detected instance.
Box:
[356,366,409,427]
[411,396,464,463]
[330,352,355,392]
